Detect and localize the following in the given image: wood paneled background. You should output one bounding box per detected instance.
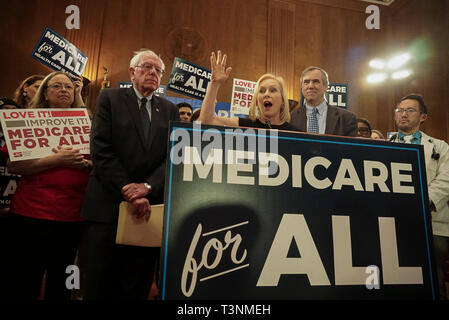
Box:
[1,0,448,140]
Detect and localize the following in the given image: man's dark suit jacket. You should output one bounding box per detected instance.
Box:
[290,103,358,137]
[82,87,179,223]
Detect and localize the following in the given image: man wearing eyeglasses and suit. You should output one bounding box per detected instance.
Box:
[82,49,179,299]
[390,93,449,299]
[290,66,357,137]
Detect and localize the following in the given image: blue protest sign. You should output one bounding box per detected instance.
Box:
[165,97,231,118]
[167,57,211,99]
[31,27,88,77]
[118,82,133,88]
[155,85,166,97]
[118,82,166,98]
[326,83,348,109]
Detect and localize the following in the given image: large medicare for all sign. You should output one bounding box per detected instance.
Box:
[0,108,91,161]
[160,122,438,300]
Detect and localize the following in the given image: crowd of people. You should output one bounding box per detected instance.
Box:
[0,48,447,300]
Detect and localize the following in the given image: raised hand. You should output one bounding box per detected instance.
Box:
[210,50,232,85]
[73,76,84,96]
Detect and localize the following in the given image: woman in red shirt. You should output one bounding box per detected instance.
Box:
[1,71,91,299]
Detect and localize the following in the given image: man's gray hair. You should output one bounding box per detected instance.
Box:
[300,66,329,87]
[129,48,165,71]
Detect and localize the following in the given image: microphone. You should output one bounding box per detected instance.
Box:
[429,139,440,160]
[265,119,272,129]
[389,133,398,142]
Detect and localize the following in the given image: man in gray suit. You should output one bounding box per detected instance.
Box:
[290,66,357,137]
[81,49,179,299]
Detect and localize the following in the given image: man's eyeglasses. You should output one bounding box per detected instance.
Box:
[135,64,164,76]
[395,108,419,114]
[47,83,74,91]
[179,111,192,116]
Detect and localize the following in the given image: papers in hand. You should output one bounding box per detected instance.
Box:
[116,202,164,247]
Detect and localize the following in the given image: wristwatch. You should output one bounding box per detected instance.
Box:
[144,182,152,193]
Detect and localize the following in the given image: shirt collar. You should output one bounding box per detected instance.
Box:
[133,87,154,104]
[398,130,422,142]
[305,100,327,115]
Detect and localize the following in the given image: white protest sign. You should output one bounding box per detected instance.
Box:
[231,78,257,116]
[0,108,91,161]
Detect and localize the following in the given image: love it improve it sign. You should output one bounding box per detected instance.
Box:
[0,108,91,161]
[160,121,438,300]
[230,78,257,116]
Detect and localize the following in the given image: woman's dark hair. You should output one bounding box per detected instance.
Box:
[13,74,45,108]
[357,117,372,133]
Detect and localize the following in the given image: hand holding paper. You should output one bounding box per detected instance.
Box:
[129,197,151,221]
[116,203,164,247]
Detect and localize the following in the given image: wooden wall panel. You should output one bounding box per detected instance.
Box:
[0,0,447,142]
[64,0,106,111]
[93,0,268,105]
[0,0,71,100]
[388,0,449,141]
[293,0,388,129]
[267,0,296,98]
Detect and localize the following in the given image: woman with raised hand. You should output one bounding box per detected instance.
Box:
[199,50,300,131]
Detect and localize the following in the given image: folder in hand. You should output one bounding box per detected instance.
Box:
[115,202,164,247]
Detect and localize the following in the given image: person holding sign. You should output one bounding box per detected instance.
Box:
[81,49,179,300]
[290,66,357,136]
[0,98,21,221]
[0,71,92,300]
[199,51,299,131]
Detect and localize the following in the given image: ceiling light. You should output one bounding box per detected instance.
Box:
[367,73,387,83]
[369,59,386,69]
[387,53,411,69]
[392,69,412,79]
